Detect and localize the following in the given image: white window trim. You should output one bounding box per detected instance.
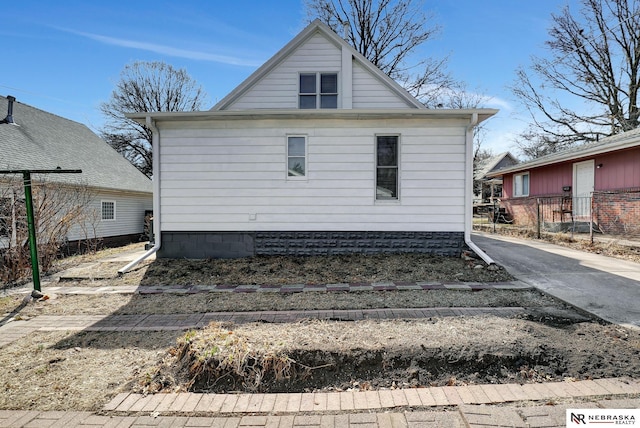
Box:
[375,134,400,202]
[513,172,530,197]
[101,200,116,221]
[286,135,308,181]
[298,72,339,109]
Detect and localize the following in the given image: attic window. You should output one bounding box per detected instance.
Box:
[299,73,338,109]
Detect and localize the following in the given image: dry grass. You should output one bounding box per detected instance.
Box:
[137,316,640,394]
[0,330,176,411]
[139,253,513,286]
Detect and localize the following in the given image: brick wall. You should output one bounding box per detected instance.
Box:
[593,189,640,235]
[500,197,539,227]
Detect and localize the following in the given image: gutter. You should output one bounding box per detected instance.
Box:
[126,108,499,123]
[118,116,161,275]
[464,112,495,266]
[485,131,640,178]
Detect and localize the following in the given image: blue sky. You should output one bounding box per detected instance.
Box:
[1,1,576,156]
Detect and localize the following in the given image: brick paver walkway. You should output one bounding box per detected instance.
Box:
[101,377,640,415]
[0,395,639,427]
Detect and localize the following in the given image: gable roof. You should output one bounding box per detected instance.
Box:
[0,95,152,194]
[474,152,518,181]
[211,19,424,111]
[486,128,640,178]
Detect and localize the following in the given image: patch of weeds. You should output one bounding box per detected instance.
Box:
[145,323,301,393]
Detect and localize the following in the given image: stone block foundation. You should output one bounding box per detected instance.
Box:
[158,231,465,259]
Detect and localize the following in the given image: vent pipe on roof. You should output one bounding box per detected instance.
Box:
[2,95,16,124]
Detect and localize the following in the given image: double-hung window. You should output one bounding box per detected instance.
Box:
[101,200,116,221]
[376,136,399,200]
[299,73,338,109]
[287,136,307,178]
[513,172,529,197]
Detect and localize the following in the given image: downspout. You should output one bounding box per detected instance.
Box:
[464,112,495,265]
[118,116,161,275]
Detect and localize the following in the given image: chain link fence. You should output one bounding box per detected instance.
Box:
[473,188,640,242]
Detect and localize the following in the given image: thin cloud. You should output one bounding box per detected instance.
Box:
[58,27,263,67]
[482,95,512,111]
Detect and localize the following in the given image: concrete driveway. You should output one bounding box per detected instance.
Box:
[472,232,640,330]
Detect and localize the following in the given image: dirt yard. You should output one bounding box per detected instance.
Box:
[1,248,639,411]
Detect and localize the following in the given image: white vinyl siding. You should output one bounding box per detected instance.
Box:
[158,118,467,232]
[223,32,416,111]
[67,191,152,242]
[352,62,415,109]
[227,33,342,110]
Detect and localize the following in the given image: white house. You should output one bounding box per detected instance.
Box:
[0,95,153,250]
[125,20,496,261]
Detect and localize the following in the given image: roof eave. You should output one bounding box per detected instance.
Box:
[127,108,498,124]
[486,138,640,178]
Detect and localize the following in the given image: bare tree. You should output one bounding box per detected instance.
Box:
[305,0,455,107]
[100,61,208,177]
[512,0,640,157]
[0,177,97,284]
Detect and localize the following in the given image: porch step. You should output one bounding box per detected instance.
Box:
[543,221,598,233]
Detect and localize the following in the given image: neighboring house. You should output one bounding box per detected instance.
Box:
[486,128,640,234]
[474,152,518,203]
[126,20,497,260]
[0,95,153,249]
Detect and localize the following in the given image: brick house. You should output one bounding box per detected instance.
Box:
[485,128,640,235]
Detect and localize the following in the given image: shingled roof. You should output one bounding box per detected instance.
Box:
[474,152,519,181]
[486,128,640,177]
[0,95,151,193]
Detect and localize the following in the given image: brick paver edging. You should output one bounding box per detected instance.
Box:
[102,377,640,415]
[3,280,531,297]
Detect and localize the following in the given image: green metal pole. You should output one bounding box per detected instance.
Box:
[22,172,41,292]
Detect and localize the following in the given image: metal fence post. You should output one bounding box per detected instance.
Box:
[537,198,541,239]
[493,199,497,233]
[22,172,41,292]
[590,192,594,244]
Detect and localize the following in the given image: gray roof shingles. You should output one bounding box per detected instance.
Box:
[0,96,151,194]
